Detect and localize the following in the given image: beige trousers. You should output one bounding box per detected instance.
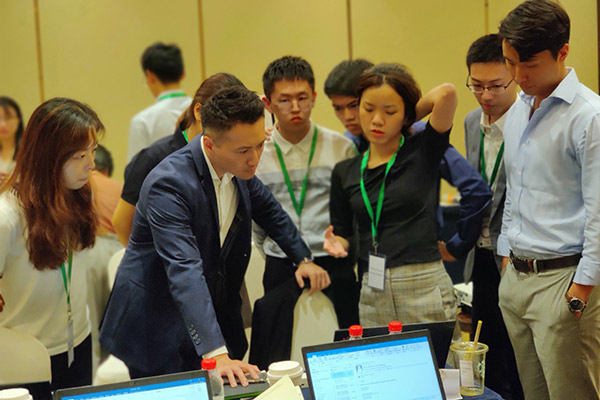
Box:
[499,261,600,399]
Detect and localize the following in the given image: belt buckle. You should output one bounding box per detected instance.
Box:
[527,259,539,273]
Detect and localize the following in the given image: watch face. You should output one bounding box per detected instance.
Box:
[569,298,585,312]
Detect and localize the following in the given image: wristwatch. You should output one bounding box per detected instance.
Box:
[565,292,587,313]
[297,256,314,266]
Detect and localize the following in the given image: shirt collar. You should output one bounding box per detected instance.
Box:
[273,121,316,155]
[479,110,507,138]
[155,89,186,103]
[518,67,578,107]
[201,138,234,185]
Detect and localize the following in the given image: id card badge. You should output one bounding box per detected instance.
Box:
[67,317,75,367]
[368,252,386,291]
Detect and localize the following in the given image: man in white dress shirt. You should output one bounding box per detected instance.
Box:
[254,56,359,328]
[127,42,191,161]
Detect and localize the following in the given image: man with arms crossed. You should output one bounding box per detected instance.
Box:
[463,34,522,400]
[100,86,330,383]
[498,1,600,398]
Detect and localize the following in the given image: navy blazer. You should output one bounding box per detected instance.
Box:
[99,137,310,373]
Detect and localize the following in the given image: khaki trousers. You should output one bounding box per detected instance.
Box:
[499,261,600,399]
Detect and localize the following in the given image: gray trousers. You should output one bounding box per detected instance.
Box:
[499,261,600,399]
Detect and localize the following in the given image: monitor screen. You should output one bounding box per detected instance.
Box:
[58,376,210,400]
[305,334,445,400]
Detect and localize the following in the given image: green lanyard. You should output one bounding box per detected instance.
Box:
[182,129,190,143]
[157,92,186,101]
[479,129,504,188]
[273,126,318,217]
[360,136,405,253]
[60,251,73,317]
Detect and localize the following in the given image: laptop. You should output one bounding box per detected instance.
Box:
[333,320,455,368]
[53,370,212,400]
[303,329,447,400]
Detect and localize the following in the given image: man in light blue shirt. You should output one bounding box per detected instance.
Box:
[497,1,600,398]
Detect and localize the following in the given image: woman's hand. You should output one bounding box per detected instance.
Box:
[323,225,349,258]
[265,126,273,141]
[0,293,5,312]
[0,172,9,185]
[213,353,260,387]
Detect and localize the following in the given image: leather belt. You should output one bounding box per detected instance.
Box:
[509,251,581,273]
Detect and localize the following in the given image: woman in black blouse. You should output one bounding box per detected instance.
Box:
[324,64,458,325]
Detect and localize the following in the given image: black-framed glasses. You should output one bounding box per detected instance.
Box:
[466,77,514,94]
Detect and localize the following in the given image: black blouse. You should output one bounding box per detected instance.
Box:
[330,122,449,268]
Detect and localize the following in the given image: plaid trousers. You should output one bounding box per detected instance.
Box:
[360,260,458,326]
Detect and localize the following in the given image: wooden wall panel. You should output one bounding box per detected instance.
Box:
[0,1,41,125]
[351,0,486,157]
[38,0,203,180]
[202,0,349,133]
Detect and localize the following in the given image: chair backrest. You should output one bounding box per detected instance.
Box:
[0,327,51,384]
[290,289,338,368]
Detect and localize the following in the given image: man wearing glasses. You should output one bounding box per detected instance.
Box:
[254,56,359,330]
[463,34,521,400]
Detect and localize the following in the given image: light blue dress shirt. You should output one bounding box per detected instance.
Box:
[497,68,600,286]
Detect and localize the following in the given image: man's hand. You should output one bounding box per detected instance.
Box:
[502,257,510,270]
[437,241,457,262]
[213,353,260,387]
[295,262,331,295]
[323,225,349,258]
[567,282,595,319]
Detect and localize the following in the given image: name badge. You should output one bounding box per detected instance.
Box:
[368,252,386,291]
[67,318,75,367]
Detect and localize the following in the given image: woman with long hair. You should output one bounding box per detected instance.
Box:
[0,96,24,183]
[325,63,459,325]
[0,97,103,389]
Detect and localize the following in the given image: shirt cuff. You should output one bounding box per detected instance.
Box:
[573,258,600,286]
[496,235,510,257]
[203,346,228,359]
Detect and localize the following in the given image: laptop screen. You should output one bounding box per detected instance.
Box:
[54,371,211,400]
[303,330,446,400]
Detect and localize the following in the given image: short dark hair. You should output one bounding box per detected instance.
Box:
[262,56,315,100]
[499,0,570,61]
[466,34,504,70]
[141,42,185,83]
[0,96,24,160]
[180,73,245,130]
[356,63,421,137]
[94,144,114,177]
[324,59,374,98]
[201,86,264,139]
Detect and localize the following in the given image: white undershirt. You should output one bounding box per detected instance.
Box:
[200,139,238,358]
[201,139,238,246]
[477,112,505,249]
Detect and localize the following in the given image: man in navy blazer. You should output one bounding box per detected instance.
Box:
[100,86,330,384]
